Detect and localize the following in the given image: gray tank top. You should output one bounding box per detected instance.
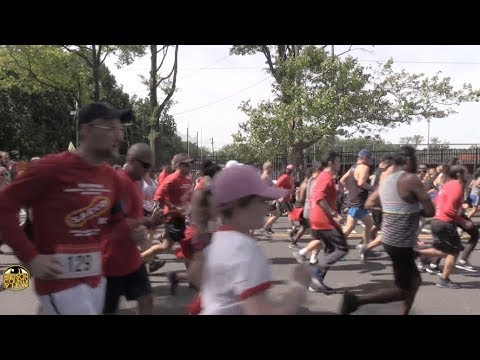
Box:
[263,174,274,187]
[303,176,316,219]
[470,181,480,197]
[379,170,420,248]
[346,165,369,207]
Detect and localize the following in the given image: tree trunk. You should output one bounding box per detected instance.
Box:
[288,145,305,182]
[149,45,159,165]
[91,45,100,101]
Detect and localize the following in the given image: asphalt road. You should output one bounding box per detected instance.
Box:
[1,216,479,315]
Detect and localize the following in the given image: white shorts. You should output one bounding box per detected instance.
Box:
[38,277,106,315]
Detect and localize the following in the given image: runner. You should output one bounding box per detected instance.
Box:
[341,145,435,315]
[200,165,310,314]
[102,143,155,315]
[0,102,146,315]
[417,165,478,287]
[288,167,313,250]
[293,151,346,294]
[260,165,295,238]
[340,149,374,252]
[356,154,394,261]
[143,153,194,270]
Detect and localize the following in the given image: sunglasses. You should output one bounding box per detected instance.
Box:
[0,173,5,177]
[135,159,152,170]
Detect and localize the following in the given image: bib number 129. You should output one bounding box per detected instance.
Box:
[66,254,92,273]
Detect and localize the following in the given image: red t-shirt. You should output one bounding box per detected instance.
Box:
[309,171,338,230]
[154,170,193,213]
[156,170,170,187]
[433,180,466,227]
[276,174,293,200]
[194,177,205,191]
[0,152,128,295]
[102,169,143,277]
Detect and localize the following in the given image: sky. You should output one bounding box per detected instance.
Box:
[105,45,480,151]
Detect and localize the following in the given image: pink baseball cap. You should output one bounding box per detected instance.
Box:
[212,165,289,207]
[286,164,294,171]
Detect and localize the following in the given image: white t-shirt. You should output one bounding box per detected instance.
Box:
[142,179,157,212]
[200,229,272,315]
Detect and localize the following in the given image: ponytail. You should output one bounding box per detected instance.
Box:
[190,176,215,235]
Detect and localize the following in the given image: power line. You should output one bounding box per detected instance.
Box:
[115,60,480,73]
[357,59,480,65]
[178,54,233,80]
[171,76,272,116]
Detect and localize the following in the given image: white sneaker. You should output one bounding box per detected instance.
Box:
[259,228,272,239]
[455,260,477,272]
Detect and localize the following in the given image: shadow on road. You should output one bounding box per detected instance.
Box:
[335,279,438,294]
[297,306,338,315]
[331,261,387,273]
[270,257,301,265]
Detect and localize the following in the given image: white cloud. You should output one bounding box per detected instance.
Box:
[106,45,480,150]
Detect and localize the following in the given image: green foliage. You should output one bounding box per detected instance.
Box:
[230,45,480,165]
[0,87,76,159]
[399,135,425,148]
[0,46,137,159]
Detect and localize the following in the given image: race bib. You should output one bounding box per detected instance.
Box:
[55,244,101,279]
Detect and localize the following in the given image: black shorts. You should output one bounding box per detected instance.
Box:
[299,217,310,229]
[277,200,294,214]
[144,208,153,217]
[371,210,382,229]
[383,243,420,291]
[430,219,464,255]
[103,263,152,314]
[267,202,277,212]
[311,228,348,253]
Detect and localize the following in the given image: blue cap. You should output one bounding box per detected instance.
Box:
[358,149,372,158]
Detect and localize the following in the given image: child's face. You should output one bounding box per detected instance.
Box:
[231,197,270,231]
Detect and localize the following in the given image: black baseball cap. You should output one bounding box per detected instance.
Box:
[78,102,133,125]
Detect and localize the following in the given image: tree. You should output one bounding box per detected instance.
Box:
[215,141,270,165]
[62,45,146,102]
[0,87,76,159]
[0,46,136,159]
[0,45,142,105]
[429,137,450,150]
[0,45,85,102]
[332,135,398,151]
[128,97,184,167]
[141,45,179,166]
[399,135,425,149]
[230,45,479,165]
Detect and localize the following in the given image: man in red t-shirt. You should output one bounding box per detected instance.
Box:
[260,164,295,238]
[417,165,478,288]
[293,151,347,294]
[156,164,174,188]
[102,143,156,314]
[0,102,146,315]
[143,153,194,267]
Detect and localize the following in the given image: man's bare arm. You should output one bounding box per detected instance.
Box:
[405,174,435,218]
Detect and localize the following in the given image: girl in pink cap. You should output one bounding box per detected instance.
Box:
[199,165,310,315]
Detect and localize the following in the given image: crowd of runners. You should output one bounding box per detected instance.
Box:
[0,102,478,315]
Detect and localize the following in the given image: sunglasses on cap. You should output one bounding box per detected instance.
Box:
[135,159,152,170]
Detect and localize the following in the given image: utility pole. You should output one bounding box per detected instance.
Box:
[427,119,431,149]
[186,126,189,156]
[209,138,214,156]
[70,100,79,149]
[331,45,334,58]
